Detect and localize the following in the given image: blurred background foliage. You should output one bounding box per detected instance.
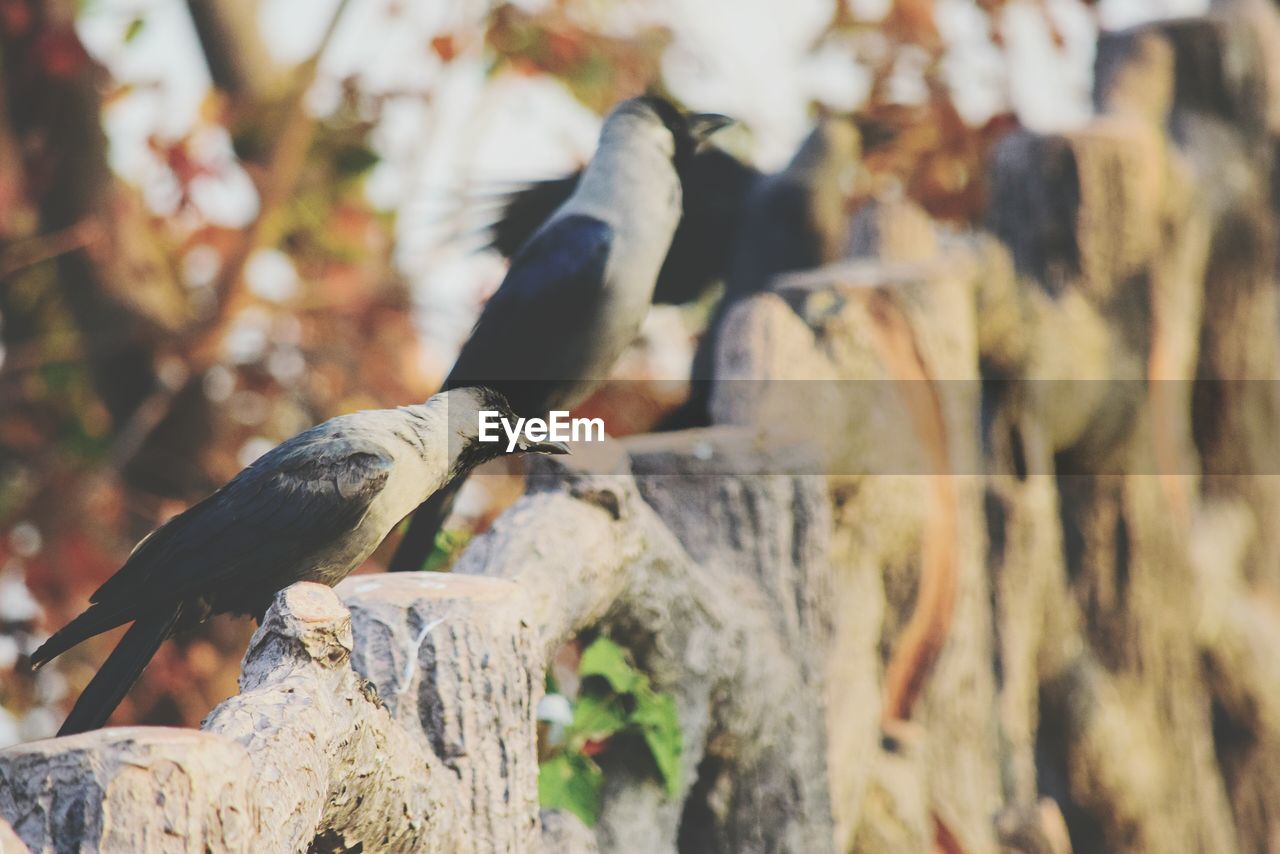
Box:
[0,0,1099,740]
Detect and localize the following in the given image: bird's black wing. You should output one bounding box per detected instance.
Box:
[486,175,581,259]
[89,430,394,613]
[652,147,761,304]
[388,216,612,574]
[445,213,614,417]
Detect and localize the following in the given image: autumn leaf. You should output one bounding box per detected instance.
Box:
[431,34,458,62]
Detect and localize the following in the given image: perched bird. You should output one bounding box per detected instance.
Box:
[33,387,567,736]
[483,116,892,309]
[658,116,865,429]
[486,146,761,307]
[388,96,733,572]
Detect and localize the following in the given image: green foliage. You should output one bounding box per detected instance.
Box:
[538,752,603,826]
[538,637,683,825]
[633,690,682,797]
[570,692,628,740]
[421,527,472,572]
[578,633,640,693]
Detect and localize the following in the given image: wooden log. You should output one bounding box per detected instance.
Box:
[202,582,461,852]
[0,728,258,853]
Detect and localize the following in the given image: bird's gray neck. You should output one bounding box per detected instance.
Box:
[400,400,496,481]
[396,403,453,465]
[394,404,435,450]
[568,115,681,226]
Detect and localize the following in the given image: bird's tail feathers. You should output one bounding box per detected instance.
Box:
[29,600,136,671]
[56,604,183,737]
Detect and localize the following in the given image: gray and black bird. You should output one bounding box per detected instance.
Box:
[486,145,761,307]
[483,116,892,310]
[388,95,732,572]
[658,116,865,429]
[32,387,566,736]
[479,115,888,429]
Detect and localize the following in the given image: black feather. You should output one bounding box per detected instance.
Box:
[486,175,581,259]
[636,95,698,171]
[56,605,183,737]
[30,600,134,671]
[658,120,857,430]
[652,148,760,305]
[446,214,615,417]
[389,216,617,573]
[88,430,393,617]
[36,421,400,735]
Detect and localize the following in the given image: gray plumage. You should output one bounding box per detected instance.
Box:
[389,96,732,572]
[484,147,761,307]
[33,387,564,736]
[480,115,894,308]
[445,98,707,411]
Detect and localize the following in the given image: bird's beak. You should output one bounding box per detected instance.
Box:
[688,113,735,142]
[521,439,571,456]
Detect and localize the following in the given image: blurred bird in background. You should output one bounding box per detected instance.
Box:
[387,96,733,573]
[32,388,566,736]
[660,115,868,429]
[482,113,888,432]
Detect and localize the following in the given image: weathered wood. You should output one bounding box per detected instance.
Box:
[203,582,461,853]
[337,574,541,852]
[538,809,599,853]
[0,729,258,853]
[456,453,836,852]
[1,449,835,853]
[977,6,1280,850]
[1,583,466,853]
[624,432,836,852]
[706,227,1000,853]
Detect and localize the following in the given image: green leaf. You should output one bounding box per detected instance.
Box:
[123,17,146,43]
[421,527,471,572]
[538,752,603,826]
[631,687,683,797]
[569,693,627,742]
[537,635,684,817]
[578,636,639,694]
